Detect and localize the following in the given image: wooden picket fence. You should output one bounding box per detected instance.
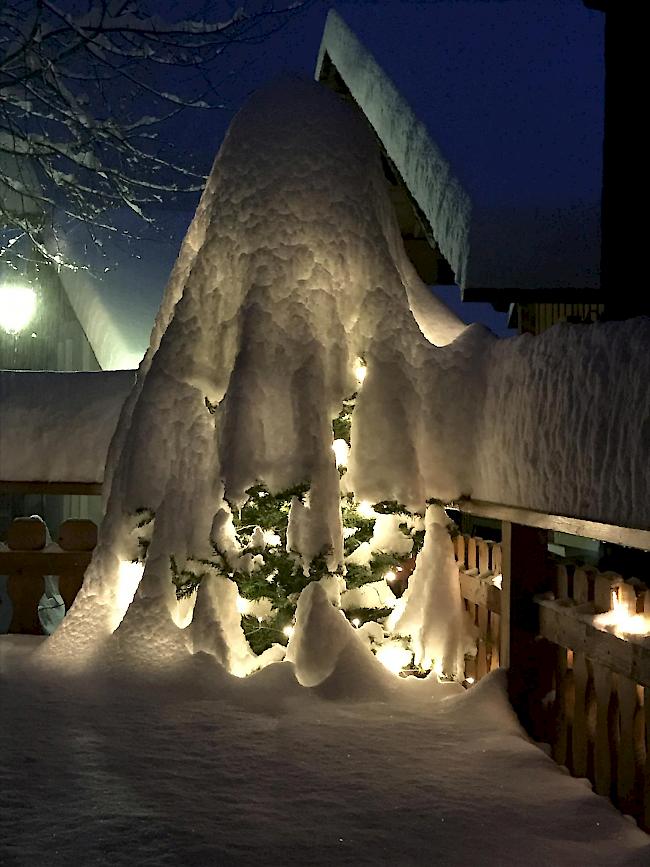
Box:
[453,527,650,833]
[454,533,502,681]
[537,563,650,829]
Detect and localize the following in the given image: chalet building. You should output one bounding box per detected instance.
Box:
[317,4,635,335]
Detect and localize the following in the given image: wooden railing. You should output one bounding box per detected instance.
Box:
[536,564,650,830]
[454,534,502,682]
[454,519,650,834]
[0,516,96,634]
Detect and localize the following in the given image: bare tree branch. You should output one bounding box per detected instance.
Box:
[0,0,309,267]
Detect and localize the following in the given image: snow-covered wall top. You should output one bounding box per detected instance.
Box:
[0,370,133,482]
[317,4,603,292]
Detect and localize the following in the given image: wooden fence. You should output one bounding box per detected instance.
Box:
[537,563,649,830]
[454,533,502,682]
[453,524,650,833]
[0,516,96,633]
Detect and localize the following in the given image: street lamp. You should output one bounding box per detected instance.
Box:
[0,284,37,334]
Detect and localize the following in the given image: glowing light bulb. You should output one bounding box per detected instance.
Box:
[358,500,375,519]
[236,595,250,615]
[353,357,367,386]
[331,438,349,468]
[283,625,294,638]
[384,570,396,583]
[352,618,360,627]
[0,285,37,334]
[465,677,475,685]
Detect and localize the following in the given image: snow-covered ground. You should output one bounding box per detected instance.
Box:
[1,636,648,866]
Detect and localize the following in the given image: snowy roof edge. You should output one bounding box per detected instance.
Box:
[315,10,471,287]
[315,9,602,296]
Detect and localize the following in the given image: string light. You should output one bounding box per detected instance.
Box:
[331,438,349,468]
[351,618,360,627]
[353,357,367,386]
[384,570,396,583]
[283,625,294,638]
[358,500,375,519]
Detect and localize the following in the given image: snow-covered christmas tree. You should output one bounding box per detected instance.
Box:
[44,77,470,680]
[42,76,650,684]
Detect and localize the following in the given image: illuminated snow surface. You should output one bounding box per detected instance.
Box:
[2,637,649,866]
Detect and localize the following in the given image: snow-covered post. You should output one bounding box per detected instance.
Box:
[501,521,553,733]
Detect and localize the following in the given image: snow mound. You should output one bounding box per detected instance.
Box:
[4,638,650,866]
[41,76,650,678]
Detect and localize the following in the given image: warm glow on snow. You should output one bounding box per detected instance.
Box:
[171,592,196,628]
[358,500,376,519]
[375,642,412,675]
[353,357,367,386]
[0,284,37,334]
[110,561,144,631]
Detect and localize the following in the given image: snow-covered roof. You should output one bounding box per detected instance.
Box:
[0,370,133,483]
[316,5,603,301]
[55,209,187,371]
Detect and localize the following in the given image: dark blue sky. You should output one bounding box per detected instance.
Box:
[83,1,605,345]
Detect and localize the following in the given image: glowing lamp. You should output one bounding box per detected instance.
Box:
[0,284,37,334]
